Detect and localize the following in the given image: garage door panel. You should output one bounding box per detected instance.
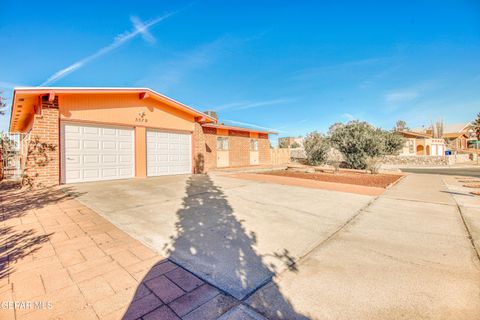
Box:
[66,170,81,180]
[66,139,80,150]
[84,127,99,135]
[119,142,133,150]
[83,140,99,150]
[119,155,134,164]
[84,169,100,179]
[147,130,191,176]
[83,155,99,164]
[62,123,134,183]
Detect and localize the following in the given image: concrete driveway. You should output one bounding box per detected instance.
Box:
[69,173,373,300]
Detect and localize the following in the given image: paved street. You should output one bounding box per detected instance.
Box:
[401,167,480,177]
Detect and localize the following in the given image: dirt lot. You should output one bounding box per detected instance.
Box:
[261,170,402,188]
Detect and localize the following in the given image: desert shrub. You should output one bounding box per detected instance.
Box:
[290,141,301,148]
[326,148,344,173]
[303,131,330,165]
[365,157,382,174]
[329,121,405,170]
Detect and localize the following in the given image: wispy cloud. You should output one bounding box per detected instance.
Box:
[216,98,291,111]
[40,13,175,86]
[384,90,419,103]
[136,37,232,92]
[384,80,441,105]
[291,57,388,80]
[222,119,282,133]
[342,113,355,121]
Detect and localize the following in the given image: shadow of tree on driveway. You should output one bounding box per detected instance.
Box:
[164,174,309,319]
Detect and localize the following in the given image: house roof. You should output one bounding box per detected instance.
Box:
[202,123,277,134]
[443,122,472,133]
[413,122,473,135]
[9,87,217,133]
[398,130,432,138]
[442,132,469,139]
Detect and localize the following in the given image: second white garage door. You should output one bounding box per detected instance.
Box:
[147,130,192,176]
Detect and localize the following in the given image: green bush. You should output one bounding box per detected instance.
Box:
[329,121,405,170]
[303,131,330,165]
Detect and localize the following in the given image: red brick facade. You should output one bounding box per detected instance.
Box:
[193,123,272,173]
[22,96,59,187]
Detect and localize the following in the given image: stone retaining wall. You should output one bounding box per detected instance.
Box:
[381,155,448,166]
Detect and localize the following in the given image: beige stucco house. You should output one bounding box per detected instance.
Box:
[398,131,446,156]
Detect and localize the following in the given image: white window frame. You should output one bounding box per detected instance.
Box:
[250,139,259,151]
[217,137,229,151]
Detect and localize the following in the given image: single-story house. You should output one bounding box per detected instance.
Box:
[9,87,274,187]
[442,132,469,151]
[413,122,475,150]
[398,131,446,156]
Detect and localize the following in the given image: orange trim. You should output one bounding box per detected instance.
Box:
[134,127,147,178]
[9,88,216,133]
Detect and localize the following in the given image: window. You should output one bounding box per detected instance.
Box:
[217,137,229,151]
[250,139,258,151]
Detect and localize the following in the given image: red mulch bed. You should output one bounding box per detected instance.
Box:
[463,184,480,188]
[471,191,480,196]
[260,170,402,188]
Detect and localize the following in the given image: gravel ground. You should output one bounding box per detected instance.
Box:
[260,170,402,188]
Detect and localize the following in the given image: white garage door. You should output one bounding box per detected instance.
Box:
[62,123,135,183]
[147,130,192,176]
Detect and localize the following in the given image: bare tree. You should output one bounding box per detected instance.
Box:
[394,120,408,132]
[431,119,444,138]
[0,92,6,116]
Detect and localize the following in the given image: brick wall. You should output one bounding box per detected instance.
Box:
[22,96,60,187]
[259,139,272,164]
[194,124,272,170]
[228,131,250,167]
[193,123,217,173]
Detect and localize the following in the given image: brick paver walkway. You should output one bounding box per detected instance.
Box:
[0,182,247,320]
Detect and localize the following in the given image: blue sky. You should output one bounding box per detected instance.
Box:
[1,0,479,138]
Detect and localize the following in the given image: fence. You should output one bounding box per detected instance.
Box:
[271,148,291,165]
[1,133,22,180]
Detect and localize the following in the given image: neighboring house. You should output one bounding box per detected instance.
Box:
[443,132,469,151]
[8,87,274,187]
[278,136,304,148]
[413,122,474,151]
[443,122,476,140]
[398,131,446,156]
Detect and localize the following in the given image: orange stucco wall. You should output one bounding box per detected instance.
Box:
[59,93,195,132]
[59,93,195,178]
[135,127,147,177]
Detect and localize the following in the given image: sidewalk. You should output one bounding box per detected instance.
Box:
[246,174,480,319]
